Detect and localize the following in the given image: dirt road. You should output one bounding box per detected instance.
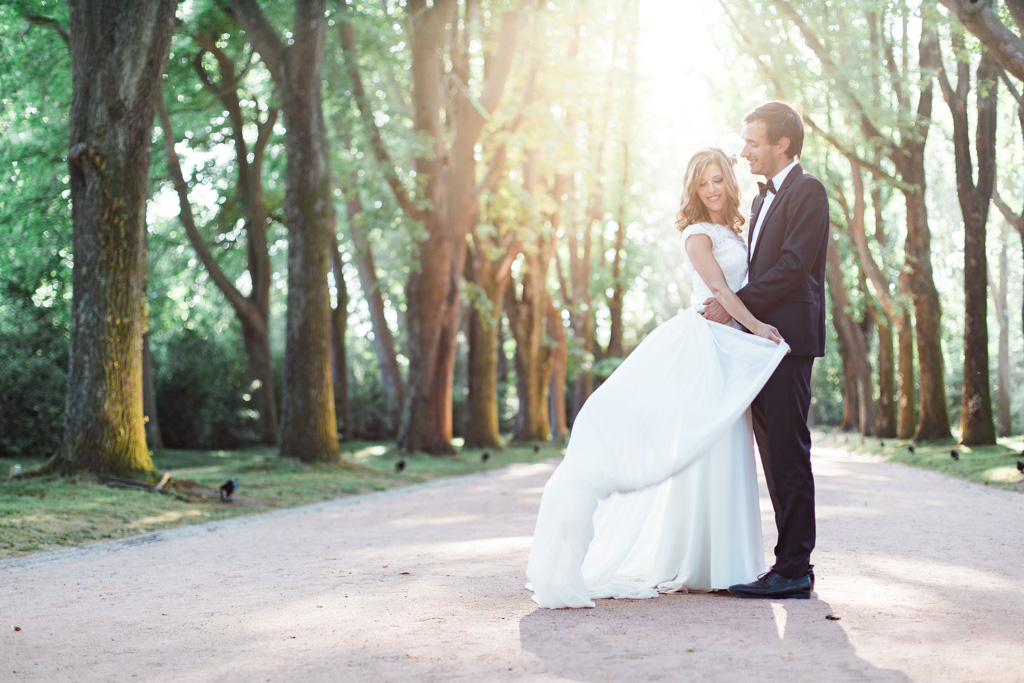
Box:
[2,445,1022,681]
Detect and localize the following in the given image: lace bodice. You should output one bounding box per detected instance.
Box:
[680,222,748,305]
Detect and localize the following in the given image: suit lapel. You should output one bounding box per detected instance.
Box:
[749,163,803,267]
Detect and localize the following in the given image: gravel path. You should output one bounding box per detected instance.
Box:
[2,445,1022,681]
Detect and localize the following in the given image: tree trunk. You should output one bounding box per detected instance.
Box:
[463,201,520,449]
[50,0,175,476]
[899,32,950,441]
[229,0,339,461]
[607,146,628,359]
[465,286,503,448]
[901,180,950,443]
[826,241,876,435]
[991,220,1012,436]
[157,83,281,447]
[606,3,638,360]
[238,318,277,442]
[935,0,1024,82]
[343,189,404,430]
[874,309,897,437]
[991,104,1024,438]
[397,0,461,454]
[330,230,352,441]
[142,329,164,450]
[939,44,997,445]
[896,272,917,439]
[277,29,339,460]
[547,286,569,444]
[142,230,163,450]
[398,1,518,453]
[190,30,280,446]
[506,151,554,443]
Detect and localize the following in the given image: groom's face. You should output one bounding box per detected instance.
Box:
[740,121,789,179]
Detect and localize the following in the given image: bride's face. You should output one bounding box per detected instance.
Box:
[697,163,728,219]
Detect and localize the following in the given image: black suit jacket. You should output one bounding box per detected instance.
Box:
[738,163,830,357]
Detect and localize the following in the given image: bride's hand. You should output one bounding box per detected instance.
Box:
[752,322,784,345]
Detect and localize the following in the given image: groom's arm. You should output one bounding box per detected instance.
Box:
[737,177,829,318]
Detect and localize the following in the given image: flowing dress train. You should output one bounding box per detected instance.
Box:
[526,222,788,609]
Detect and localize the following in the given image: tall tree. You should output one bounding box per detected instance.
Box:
[49,0,176,475]
[228,0,339,461]
[334,11,407,428]
[937,38,998,445]
[547,301,568,442]
[464,219,518,448]
[989,219,1013,436]
[826,225,877,435]
[769,0,951,440]
[329,210,353,440]
[340,0,519,452]
[506,150,557,443]
[157,30,282,445]
[402,1,519,453]
[604,0,639,360]
[719,0,920,437]
[461,57,540,449]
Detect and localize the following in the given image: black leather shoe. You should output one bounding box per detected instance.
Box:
[728,567,814,599]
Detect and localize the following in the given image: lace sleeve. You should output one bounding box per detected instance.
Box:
[680,223,722,263]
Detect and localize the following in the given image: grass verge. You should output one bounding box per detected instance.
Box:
[0,440,561,559]
[814,430,1024,493]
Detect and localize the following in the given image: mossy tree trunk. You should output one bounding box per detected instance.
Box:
[50,0,176,476]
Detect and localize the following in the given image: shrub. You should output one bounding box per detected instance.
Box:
[0,309,68,459]
[154,327,260,449]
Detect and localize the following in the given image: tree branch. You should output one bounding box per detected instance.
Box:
[23,13,70,48]
[936,0,1024,82]
[803,114,911,191]
[338,0,421,220]
[226,0,287,81]
[156,94,251,319]
[992,189,1024,237]
[474,58,539,197]
[253,106,278,174]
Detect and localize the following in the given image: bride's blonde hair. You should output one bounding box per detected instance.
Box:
[674,147,745,235]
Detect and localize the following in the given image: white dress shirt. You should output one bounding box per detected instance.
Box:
[748,159,799,260]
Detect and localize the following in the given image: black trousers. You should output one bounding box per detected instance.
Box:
[751,354,815,579]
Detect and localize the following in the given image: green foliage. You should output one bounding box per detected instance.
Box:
[0,301,68,459]
[347,365,396,440]
[153,327,262,449]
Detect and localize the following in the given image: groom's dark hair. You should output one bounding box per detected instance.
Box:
[744,101,804,159]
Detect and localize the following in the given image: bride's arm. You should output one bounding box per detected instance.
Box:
[684,234,784,344]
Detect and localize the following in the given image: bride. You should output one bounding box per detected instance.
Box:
[526,147,790,609]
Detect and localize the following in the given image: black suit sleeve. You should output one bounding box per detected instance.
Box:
[737,177,830,318]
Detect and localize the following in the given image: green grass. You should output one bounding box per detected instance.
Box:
[815,430,1024,493]
[0,439,562,559]
[6,431,1019,560]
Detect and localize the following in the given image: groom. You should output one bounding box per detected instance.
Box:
[701,101,830,599]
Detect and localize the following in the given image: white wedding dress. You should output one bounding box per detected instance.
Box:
[526,222,790,609]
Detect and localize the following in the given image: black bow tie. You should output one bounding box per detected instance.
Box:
[757,180,777,197]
